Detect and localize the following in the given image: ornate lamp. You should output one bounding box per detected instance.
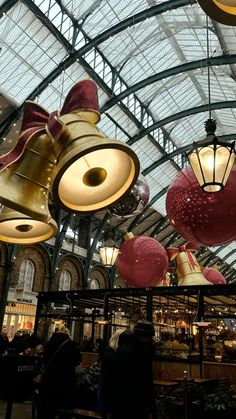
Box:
[187,118,235,192]
[99,229,119,267]
[187,15,235,192]
[198,0,236,26]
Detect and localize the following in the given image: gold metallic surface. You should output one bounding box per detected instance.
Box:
[198,0,236,25]
[176,251,212,286]
[51,110,140,213]
[15,224,33,232]
[0,132,56,222]
[82,167,107,187]
[0,206,57,244]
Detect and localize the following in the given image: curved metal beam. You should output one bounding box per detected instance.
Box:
[0,0,18,14]
[221,249,236,263]
[150,216,168,238]
[128,101,236,146]
[142,134,236,176]
[101,55,236,112]
[227,259,236,270]
[203,246,226,265]
[165,232,179,248]
[128,187,168,232]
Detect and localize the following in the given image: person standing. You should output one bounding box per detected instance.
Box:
[37,327,82,419]
[99,320,157,419]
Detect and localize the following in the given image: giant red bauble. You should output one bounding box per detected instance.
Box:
[166,165,236,246]
[203,267,226,284]
[115,236,168,287]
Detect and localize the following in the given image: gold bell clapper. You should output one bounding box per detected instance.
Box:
[167,243,212,286]
[0,205,57,244]
[51,79,140,213]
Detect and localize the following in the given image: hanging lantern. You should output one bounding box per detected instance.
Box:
[187,119,235,192]
[198,0,236,26]
[188,14,235,191]
[99,231,119,267]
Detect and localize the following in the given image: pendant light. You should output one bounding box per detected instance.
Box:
[99,228,119,267]
[187,15,235,192]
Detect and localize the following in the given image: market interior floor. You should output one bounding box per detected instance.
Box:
[0,399,32,419]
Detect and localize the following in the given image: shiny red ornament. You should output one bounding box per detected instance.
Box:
[115,236,168,287]
[202,267,226,285]
[166,165,236,246]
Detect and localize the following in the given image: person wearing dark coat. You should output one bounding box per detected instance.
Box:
[37,328,82,419]
[99,321,157,419]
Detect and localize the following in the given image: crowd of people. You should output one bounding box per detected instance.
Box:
[0,320,158,419]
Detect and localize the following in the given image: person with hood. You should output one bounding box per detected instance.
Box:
[99,320,157,419]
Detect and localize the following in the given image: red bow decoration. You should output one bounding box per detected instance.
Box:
[166,242,200,270]
[0,79,99,172]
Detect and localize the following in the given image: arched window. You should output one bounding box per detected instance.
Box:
[18,260,35,292]
[90,279,100,289]
[59,270,71,291]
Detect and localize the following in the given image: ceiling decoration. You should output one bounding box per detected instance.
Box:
[1,0,236,281]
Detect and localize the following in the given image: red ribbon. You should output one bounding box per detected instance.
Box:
[167,242,200,270]
[0,79,99,172]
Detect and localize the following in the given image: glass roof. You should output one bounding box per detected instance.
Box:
[1,0,236,282]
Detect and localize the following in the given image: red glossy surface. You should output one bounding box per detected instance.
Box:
[115,236,168,287]
[166,165,236,246]
[203,267,226,284]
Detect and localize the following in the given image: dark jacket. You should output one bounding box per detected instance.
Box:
[99,331,156,419]
[38,332,82,418]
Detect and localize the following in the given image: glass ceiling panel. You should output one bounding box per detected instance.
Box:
[37,63,91,111]
[0,2,67,104]
[107,105,138,137]
[131,137,163,169]
[99,26,181,84]
[150,78,202,121]
[82,0,148,37]
[169,112,209,147]
[219,26,236,54]
[146,161,178,194]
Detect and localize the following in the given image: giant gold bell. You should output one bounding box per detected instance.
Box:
[198,0,236,25]
[0,131,56,222]
[0,205,57,244]
[176,251,212,286]
[51,109,140,213]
